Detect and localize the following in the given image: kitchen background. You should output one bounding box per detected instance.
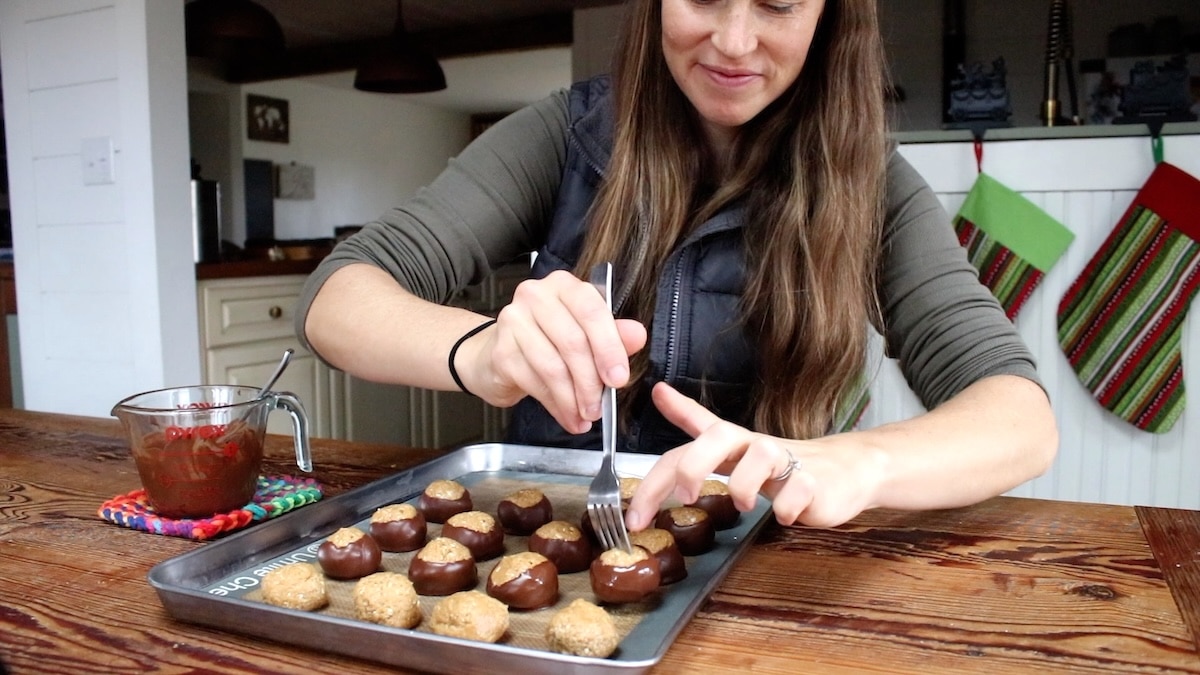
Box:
[0,0,1198,509]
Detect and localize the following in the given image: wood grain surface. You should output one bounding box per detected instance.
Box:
[1,408,1198,674]
[1138,506,1200,654]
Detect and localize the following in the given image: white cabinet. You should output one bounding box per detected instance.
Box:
[197,275,340,438]
[412,260,528,448]
[197,261,529,448]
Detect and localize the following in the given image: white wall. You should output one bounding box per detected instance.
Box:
[862,133,1200,509]
[187,75,472,244]
[0,0,199,417]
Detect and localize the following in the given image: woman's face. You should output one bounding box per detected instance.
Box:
[661,0,825,136]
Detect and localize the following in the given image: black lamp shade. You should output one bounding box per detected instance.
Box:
[185,0,285,61]
[353,0,447,94]
[353,43,447,93]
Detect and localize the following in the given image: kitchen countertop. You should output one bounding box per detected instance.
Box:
[195,257,323,280]
[3,408,1200,673]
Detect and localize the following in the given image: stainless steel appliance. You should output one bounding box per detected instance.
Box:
[191,178,222,263]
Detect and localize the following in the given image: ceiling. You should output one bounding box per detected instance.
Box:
[191,0,623,112]
[251,0,614,50]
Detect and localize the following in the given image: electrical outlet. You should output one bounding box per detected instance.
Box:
[81,136,115,185]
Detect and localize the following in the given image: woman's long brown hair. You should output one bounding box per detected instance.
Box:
[576,0,889,440]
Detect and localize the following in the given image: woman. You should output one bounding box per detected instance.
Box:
[297,0,1057,530]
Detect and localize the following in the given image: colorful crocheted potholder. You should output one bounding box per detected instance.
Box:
[98,475,323,541]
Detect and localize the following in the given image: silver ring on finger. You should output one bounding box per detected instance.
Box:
[771,448,803,482]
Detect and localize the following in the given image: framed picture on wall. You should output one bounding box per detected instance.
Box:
[247,94,289,143]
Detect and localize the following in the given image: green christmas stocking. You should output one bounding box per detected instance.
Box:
[1058,162,1200,433]
[954,173,1075,320]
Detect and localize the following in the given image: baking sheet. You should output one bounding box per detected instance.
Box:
[148,442,772,674]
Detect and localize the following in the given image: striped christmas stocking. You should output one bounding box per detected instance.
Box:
[1058,162,1200,433]
[954,173,1074,320]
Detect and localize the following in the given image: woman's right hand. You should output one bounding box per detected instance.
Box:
[458,269,648,434]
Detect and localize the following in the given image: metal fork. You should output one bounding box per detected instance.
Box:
[586,261,633,553]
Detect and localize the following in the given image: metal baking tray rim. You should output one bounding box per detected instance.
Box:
[148,442,772,674]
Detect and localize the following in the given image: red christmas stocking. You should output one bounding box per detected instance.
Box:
[954,173,1074,319]
[1058,162,1200,433]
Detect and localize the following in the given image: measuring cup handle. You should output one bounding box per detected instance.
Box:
[268,392,313,472]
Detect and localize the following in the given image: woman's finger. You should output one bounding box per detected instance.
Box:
[726,436,791,512]
[650,382,723,437]
[625,445,686,530]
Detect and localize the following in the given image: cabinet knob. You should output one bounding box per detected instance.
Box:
[268,305,283,319]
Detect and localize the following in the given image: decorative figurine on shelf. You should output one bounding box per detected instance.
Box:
[1114,55,1198,125]
[946,57,1013,130]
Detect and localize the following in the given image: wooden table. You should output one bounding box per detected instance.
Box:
[2,408,1199,674]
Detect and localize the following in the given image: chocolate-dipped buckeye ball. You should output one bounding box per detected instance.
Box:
[442,510,505,561]
[618,477,642,504]
[589,545,661,604]
[655,506,716,556]
[580,510,599,546]
[496,488,553,535]
[629,527,687,585]
[529,520,593,574]
[690,479,739,530]
[369,503,427,552]
[317,527,382,580]
[486,551,559,610]
[408,537,478,596]
[417,479,473,523]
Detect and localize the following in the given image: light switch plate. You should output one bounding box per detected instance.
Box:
[81,136,115,185]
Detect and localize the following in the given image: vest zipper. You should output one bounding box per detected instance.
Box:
[664,250,690,383]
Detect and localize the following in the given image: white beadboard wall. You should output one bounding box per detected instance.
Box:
[859,133,1200,509]
[0,0,200,416]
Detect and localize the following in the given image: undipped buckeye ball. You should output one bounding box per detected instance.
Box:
[546,599,620,658]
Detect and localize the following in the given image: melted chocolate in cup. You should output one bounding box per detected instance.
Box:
[132,419,263,519]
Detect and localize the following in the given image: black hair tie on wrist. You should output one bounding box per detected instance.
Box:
[448,319,497,397]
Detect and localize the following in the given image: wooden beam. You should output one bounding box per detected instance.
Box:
[226,12,572,84]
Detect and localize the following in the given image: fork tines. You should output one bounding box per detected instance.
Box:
[588,501,632,552]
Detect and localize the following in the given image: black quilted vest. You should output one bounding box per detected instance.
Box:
[504,77,757,455]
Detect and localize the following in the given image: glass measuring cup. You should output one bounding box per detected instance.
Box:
[111,385,312,519]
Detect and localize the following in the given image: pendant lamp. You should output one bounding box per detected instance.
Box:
[185,0,285,62]
[354,0,447,93]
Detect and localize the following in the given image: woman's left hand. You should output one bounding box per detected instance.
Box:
[625,382,887,531]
